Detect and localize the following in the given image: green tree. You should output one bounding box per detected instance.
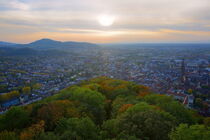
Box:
[195,98,203,108]
[67,86,106,124]
[37,132,59,140]
[144,94,197,124]
[117,102,177,140]
[0,106,30,131]
[204,117,210,127]
[0,131,19,140]
[100,119,119,139]
[169,124,210,140]
[56,117,100,140]
[0,85,7,93]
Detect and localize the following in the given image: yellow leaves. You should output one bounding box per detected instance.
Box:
[22,87,31,95]
[188,89,193,94]
[32,83,42,90]
[0,90,20,103]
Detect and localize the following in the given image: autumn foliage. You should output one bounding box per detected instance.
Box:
[0,77,208,140]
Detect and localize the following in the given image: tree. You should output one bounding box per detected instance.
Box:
[0,90,20,103]
[118,104,133,114]
[0,106,30,131]
[117,102,177,140]
[100,119,119,139]
[0,131,18,140]
[67,86,106,124]
[195,98,203,108]
[0,84,8,93]
[0,77,207,140]
[36,132,59,140]
[56,117,100,140]
[188,89,193,94]
[144,94,197,124]
[111,95,139,117]
[32,83,42,90]
[20,120,45,140]
[22,87,31,95]
[169,124,210,140]
[204,117,210,127]
[36,100,79,130]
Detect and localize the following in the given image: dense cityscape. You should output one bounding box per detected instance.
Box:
[0,42,209,116]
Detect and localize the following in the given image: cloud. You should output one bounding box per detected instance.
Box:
[0,0,30,10]
[0,0,209,43]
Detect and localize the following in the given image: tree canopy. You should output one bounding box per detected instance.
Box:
[0,77,208,140]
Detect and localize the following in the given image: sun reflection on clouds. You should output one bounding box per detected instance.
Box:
[0,0,210,43]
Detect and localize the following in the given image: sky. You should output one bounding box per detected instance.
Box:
[0,0,210,43]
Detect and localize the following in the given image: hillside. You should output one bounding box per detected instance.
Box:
[15,39,98,50]
[0,77,209,140]
[0,38,98,56]
[0,41,16,46]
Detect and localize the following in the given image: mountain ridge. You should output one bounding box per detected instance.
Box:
[0,38,98,50]
[0,41,17,46]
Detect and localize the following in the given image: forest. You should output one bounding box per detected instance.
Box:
[0,77,209,140]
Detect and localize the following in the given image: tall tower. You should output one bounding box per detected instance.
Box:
[181,59,186,84]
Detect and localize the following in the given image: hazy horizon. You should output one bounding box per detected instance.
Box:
[1,38,210,45]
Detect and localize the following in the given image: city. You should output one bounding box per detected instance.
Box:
[0,43,209,116]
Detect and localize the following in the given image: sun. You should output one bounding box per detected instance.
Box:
[98,15,115,27]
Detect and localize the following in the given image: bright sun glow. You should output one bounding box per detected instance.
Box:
[98,15,115,27]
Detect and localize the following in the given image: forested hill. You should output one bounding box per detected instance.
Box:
[0,77,209,140]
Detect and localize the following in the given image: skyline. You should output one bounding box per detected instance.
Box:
[0,0,210,43]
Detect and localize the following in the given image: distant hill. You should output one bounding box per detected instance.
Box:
[0,39,98,56]
[0,47,36,56]
[15,38,98,50]
[0,46,68,56]
[0,41,16,46]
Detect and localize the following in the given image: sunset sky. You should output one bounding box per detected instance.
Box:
[0,0,210,43]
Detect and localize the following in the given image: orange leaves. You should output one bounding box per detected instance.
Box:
[118,104,133,113]
[137,85,151,97]
[106,99,112,104]
[137,85,150,93]
[20,120,45,140]
[138,91,150,97]
[36,100,80,130]
[37,103,62,122]
[66,108,80,118]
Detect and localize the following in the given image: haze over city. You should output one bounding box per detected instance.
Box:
[0,0,210,43]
